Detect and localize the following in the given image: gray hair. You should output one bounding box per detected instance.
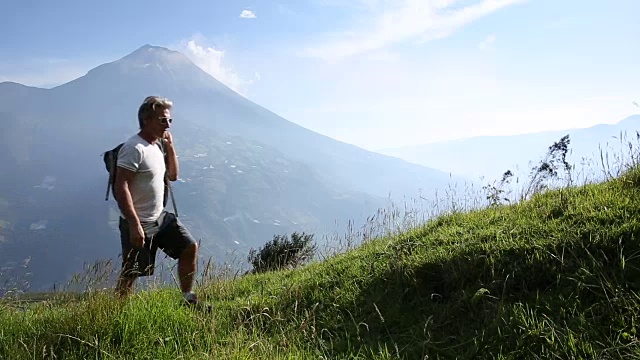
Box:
[137,96,173,128]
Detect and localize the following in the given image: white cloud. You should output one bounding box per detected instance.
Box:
[302,0,525,62]
[179,39,258,96]
[240,9,257,18]
[478,34,497,49]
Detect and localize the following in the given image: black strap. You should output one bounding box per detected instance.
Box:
[105,152,116,201]
[157,139,179,217]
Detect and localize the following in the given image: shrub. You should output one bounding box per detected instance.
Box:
[247,232,316,274]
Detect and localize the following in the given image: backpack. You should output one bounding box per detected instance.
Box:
[103,139,179,217]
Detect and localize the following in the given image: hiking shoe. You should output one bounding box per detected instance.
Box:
[183,294,213,313]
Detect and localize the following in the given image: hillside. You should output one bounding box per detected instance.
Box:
[2,156,640,358]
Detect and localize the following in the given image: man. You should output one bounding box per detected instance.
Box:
[114,95,202,307]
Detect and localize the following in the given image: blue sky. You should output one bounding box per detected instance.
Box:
[1,0,639,150]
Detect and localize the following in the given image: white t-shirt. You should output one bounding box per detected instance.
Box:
[116,134,166,222]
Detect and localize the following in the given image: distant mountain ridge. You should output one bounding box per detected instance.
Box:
[379,114,640,181]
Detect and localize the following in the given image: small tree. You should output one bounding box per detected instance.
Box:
[247,232,316,274]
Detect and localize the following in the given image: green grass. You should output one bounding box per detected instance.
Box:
[3,166,640,359]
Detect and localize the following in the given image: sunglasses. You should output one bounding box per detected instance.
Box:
[158,117,173,125]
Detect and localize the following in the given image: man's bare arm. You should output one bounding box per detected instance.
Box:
[164,133,179,181]
[115,167,139,224]
[115,166,144,248]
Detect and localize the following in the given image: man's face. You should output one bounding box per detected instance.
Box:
[145,108,172,138]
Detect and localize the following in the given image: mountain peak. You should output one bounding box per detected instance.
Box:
[129,44,178,56]
[55,43,239,97]
[119,44,189,65]
[139,44,166,51]
[78,43,198,81]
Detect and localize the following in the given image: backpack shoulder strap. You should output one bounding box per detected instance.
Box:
[104,143,124,201]
[157,139,179,217]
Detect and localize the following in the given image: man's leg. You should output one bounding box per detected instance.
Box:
[154,212,212,311]
[155,213,200,297]
[116,217,137,298]
[116,247,145,298]
[178,242,198,293]
[115,275,135,298]
[116,216,155,298]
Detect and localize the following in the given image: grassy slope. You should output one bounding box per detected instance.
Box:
[3,168,640,359]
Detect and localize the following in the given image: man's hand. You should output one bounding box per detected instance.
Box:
[129,222,145,249]
[163,130,179,181]
[163,130,173,145]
